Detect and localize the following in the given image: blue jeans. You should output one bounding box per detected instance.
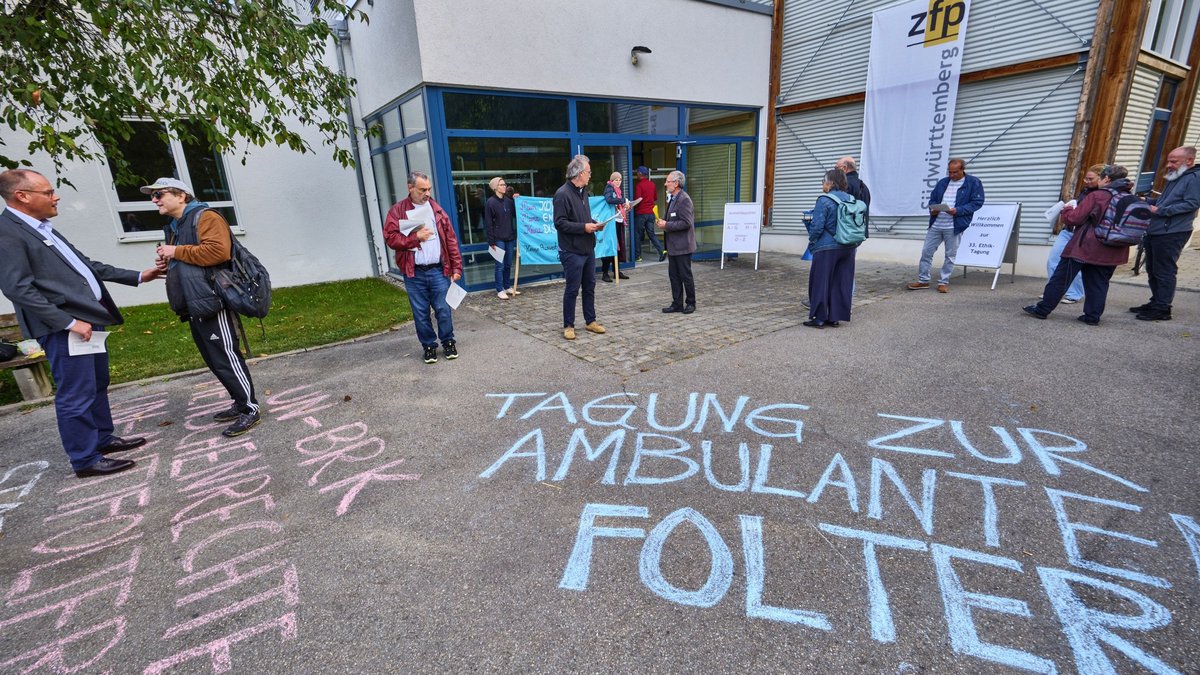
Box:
[635,213,662,257]
[559,248,596,327]
[917,228,962,285]
[405,266,455,348]
[1046,230,1084,301]
[493,239,515,292]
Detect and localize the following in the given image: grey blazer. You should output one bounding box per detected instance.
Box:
[0,208,141,339]
[662,189,697,256]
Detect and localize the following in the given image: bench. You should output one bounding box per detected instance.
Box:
[1,313,53,401]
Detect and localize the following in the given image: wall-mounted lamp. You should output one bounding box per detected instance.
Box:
[631,46,652,66]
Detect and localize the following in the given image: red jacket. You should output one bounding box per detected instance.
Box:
[634,178,656,215]
[383,197,464,278]
[1061,184,1131,267]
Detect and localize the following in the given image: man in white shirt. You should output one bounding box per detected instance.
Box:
[0,169,162,477]
[907,158,986,293]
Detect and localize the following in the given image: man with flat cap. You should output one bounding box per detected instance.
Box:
[0,169,162,477]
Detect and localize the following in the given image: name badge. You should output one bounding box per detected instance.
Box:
[43,239,54,246]
[670,212,677,218]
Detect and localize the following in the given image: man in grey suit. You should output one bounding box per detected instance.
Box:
[0,169,162,477]
[656,170,697,314]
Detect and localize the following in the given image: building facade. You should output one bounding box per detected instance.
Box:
[764,0,1200,273]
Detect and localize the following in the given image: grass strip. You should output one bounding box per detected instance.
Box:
[0,276,411,406]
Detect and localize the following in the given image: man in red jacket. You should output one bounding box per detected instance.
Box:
[633,166,665,262]
[383,171,464,364]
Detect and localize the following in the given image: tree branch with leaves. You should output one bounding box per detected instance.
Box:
[0,0,365,187]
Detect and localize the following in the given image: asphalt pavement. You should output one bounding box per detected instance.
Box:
[0,251,1196,674]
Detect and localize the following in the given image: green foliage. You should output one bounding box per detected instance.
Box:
[0,277,412,406]
[0,0,365,183]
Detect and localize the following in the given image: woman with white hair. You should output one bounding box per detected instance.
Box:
[601,171,631,282]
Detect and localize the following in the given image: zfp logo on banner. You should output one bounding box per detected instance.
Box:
[908,0,966,47]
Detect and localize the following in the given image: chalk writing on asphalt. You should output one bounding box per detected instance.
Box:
[479,391,1199,675]
[0,380,420,673]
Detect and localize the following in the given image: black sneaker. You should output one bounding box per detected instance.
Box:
[1128,303,1152,313]
[212,404,241,422]
[443,340,458,360]
[423,346,438,364]
[222,411,261,438]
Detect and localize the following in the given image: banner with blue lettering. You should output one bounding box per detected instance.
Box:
[516,196,617,265]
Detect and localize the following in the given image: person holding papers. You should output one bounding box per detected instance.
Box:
[0,169,162,477]
[1044,165,1102,305]
[553,155,607,340]
[384,171,464,364]
[906,158,985,293]
[655,171,697,314]
[1025,165,1131,325]
[484,176,519,299]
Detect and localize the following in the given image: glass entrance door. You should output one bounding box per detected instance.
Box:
[684,141,739,258]
[582,144,633,266]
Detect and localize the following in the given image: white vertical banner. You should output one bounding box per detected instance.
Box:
[860,0,971,216]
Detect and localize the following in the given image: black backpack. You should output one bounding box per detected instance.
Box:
[210,234,272,318]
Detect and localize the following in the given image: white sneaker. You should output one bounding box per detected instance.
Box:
[508,287,521,296]
[1062,297,1078,304]
[497,291,509,300]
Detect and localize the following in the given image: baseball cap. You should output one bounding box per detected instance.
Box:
[139,177,194,195]
[637,166,649,176]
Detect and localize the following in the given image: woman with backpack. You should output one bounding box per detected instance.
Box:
[1044,164,1104,304]
[804,168,860,328]
[1024,164,1132,325]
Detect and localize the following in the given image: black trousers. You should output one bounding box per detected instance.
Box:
[1144,231,1191,311]
[1036,257,1115,321]
[667,253,695,308]
[189,308,259,414]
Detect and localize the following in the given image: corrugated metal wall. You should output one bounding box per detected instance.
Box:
[1114,66,1161,170]
[778,0,1097,107]
[1188,84,1200,146]
[773,66,1084,244]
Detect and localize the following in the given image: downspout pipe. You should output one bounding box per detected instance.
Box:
[333,20,381,276]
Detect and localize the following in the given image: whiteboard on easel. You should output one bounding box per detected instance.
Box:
[721,202,762,254]
[957,203,1019,269]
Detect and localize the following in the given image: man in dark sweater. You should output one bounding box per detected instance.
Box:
[553,155,607,340]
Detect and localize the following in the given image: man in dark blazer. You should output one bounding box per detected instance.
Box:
[656,170,697,314]
[0,169,162,477]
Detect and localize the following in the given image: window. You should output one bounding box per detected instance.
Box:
[443,93,569,131]
[104,121,239,239]
[577,102,680,135]
[686,107,756,137]
[1143,0,1199,63]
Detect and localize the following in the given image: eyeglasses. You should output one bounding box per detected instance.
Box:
[151,190,168,200]
[18,188,55,197]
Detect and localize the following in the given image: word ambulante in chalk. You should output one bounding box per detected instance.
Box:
[478,391,1197,675]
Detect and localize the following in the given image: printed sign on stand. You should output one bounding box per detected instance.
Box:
[956,202,1021,289]
[721,202,762,270]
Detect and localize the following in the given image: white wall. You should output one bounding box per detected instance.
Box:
[410,0,770,108]
[761,233,1053,278]
[346,0,424,115]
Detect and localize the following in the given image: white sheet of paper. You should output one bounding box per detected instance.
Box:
[445,282,467,310]
[488,246,504,263]
[1065,199,1077,209]
[929,203,951,212]
[68,331,109,356]
[406,202,436,231]
[397,219,425,236]
[1043,201,1065,224]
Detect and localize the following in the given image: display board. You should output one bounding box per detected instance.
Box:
[720,202,762,269]
[956,202,1021,289]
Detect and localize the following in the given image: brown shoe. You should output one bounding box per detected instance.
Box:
[585,321,606,334]
[907,282,930,290]
[563,326,576,340]
[937,284,948,293]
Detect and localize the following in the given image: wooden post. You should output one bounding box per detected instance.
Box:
[512,247,521,294]
[763,0,785,228]
[1078,0,1152,175]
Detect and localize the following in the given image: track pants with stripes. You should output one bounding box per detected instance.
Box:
[189,308,259,414]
